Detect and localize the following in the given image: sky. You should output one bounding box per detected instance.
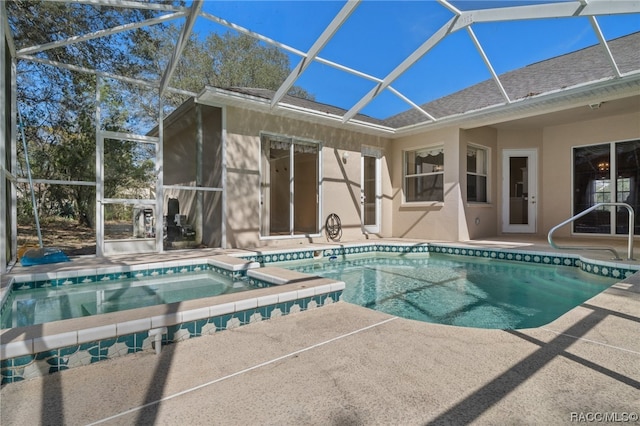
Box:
[194,1,640,120]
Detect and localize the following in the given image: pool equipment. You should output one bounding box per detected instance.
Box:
[165,198,196,241]
[133,206,155,238]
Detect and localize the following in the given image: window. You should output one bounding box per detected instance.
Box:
[573,140,639,235]
[260,134,320,237]
[467,146,488,202]
[592,179,611,207]
[404,147,444,202]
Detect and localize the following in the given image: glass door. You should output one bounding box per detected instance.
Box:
[361,149,380,234]
[502,149,537,233]
[260,135,320,237]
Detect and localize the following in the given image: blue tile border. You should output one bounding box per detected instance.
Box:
[2,240,637,385]
[0,290,342,385]
[426,244,637,279]
[248,242,638,280]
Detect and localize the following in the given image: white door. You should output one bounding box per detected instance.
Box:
[361,149,381,234]
[502,149,537,233]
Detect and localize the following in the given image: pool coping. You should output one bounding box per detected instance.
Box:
[1,241,638,384]
[0,254,345,384]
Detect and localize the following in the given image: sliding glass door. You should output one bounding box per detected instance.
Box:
[573,140,639,235]
[260,134,319,237]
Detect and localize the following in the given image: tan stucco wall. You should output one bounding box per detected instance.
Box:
[496,128,544,235]
[461,127,498,239]
[165,99,638,249]
[390,127,463,240]
[495,110,640,238]
[225,106,392,248]
[389,126,498,241]
[541,110,640,238]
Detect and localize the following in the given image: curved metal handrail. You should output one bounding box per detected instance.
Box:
[548,202,635,261]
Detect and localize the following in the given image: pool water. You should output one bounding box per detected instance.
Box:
[287,254,618,329]
[1,272,257,329]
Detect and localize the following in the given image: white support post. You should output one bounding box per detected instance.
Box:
[466,26,511,104]
[271,0,360,108]
[589,16,622,78]
[17,12,185,56]
[195,103,203,246]
[220,106,227,249]
[10,58,16,265]
[155,96,164,253]
[159,0,203,97]
[343,15,460,123]
[0,2,7,273]
[95,76,104,257]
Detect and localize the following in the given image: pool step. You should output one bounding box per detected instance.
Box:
[209,255,260,272]
[248,266,321,286]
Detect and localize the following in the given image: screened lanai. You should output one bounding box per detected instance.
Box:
[1,0,639,273]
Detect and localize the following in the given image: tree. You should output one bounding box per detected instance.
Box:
[132,26,314,112]
[10,1,167,229]
[8,0,314,233]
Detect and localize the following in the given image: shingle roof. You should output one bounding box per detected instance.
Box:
[221,87,389,127]
[206,32,639,132]
[383,31,640,129]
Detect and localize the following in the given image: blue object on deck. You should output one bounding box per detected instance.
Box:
[329,256,338,262]
[20,248,70,266]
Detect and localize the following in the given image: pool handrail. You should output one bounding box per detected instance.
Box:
[548,202,635,261]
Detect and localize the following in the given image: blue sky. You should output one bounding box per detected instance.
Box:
[196,1,640,119]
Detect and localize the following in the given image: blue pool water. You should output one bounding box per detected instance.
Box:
[287,254,618,329]
[1,272,257,329]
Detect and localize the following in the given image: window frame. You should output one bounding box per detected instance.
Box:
[571,138,639,236]
[259,132,322,240]
[403,145,445,204]
[466,144,490,204]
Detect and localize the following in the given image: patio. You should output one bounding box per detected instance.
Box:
[1,278,638,425]
[1,237,638,425]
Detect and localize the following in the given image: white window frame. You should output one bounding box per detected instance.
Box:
[403,145,444,204]
[259,132,322,240]
[571,138,638,236]
[466,144,490,204]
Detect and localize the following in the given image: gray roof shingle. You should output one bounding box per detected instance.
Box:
[221,87,389,127]
[383,31,640,128]
[211,32,639,131]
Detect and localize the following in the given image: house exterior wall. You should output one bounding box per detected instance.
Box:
[163,98,639,250]
[541,110,640,238]
[390,127,463,240]
[495,109,640,239]
[389,126,499,241]
[496,128,544,235]
[461,127,498,239]
[224,105,392,249]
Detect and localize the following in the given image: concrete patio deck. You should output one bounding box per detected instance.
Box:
[1,237,639,425]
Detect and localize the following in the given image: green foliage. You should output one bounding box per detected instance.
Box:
[9,1,315,232]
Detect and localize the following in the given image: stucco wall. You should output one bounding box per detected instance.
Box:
[541,110,640,238]
[495,110,640,238]
[224,106,392,248]
[496,128,543,235]
[461,127,498,239]
[391,127,463,240]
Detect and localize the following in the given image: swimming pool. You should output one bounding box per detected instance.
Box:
[1,271,257,329]
[285,253,619,329]
[0,254,345,385]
